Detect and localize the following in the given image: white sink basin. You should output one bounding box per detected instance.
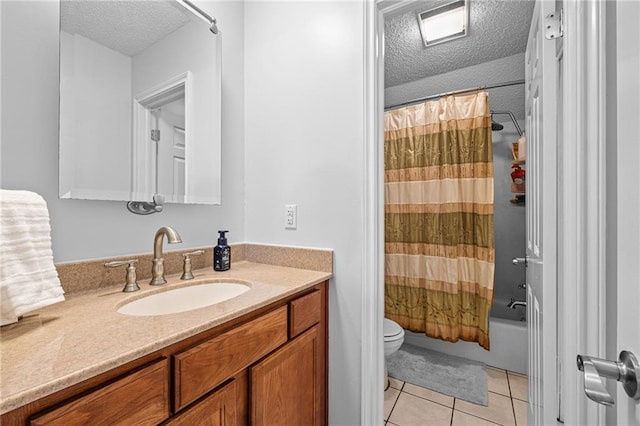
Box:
[117,282,250,316]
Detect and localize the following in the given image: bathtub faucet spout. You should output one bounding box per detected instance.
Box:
[507,299,527,309]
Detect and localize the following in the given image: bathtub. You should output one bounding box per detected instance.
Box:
[402,305,528,375]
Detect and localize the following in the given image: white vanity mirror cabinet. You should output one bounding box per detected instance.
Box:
[58,0,221,206]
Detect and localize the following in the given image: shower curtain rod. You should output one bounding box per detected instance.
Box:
[384,79,526,111]
[180,0,219,34]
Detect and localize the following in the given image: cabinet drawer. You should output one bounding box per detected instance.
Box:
[289,289,321,338]
[30,358,169,426]
[166,380,238,425]
[174,306,288,411]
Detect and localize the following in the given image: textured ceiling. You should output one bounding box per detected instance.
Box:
[384,52,527,119]
[60,0,193,57]
[384,0,535,88]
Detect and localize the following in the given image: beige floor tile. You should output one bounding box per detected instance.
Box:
[385,387,401,420]
[508,372,528,401]
[487,367,510,397]
[388,392,453,426]
[452,410,503,426]
[389,377,404,390]
[513,398,528,426]
[402,382,454,408]
[454,392,516,425]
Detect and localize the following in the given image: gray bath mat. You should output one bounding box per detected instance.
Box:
[387,343,488,406]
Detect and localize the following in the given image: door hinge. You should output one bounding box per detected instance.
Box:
[151,129,160,142]
[545,10,563,40]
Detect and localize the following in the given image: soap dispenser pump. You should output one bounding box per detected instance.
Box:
[214,230,231,271]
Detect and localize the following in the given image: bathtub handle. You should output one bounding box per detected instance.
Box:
[512,257,527,266]
[576,350,640,406]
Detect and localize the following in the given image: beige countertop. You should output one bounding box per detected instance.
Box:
[0,261,331,414]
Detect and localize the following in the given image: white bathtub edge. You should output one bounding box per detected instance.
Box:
[402,317,527,375]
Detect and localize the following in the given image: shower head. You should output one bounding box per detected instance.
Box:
[491,120,504,131]
[490,110,524,136]
[491,113,504,131]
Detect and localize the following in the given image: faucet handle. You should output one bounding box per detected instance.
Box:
[183,249,205,257]
[181,250,205,280]
[105,259,140,292]
[105,260,138,268]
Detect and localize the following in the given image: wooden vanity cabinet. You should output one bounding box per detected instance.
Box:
[1,281,327,426]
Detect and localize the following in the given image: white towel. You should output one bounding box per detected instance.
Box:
[0,190,65,326]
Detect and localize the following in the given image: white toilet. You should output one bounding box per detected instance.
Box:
[383,318,405,390]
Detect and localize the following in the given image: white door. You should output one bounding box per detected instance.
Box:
[595,1,640,423]
[560,1,640,424]
[611,2,640,420]
[155,101,186,203]
[171,127,186,203]
[612,2,640,423]
[524,1,558,425]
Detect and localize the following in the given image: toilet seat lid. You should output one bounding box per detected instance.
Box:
[384,318,403,338]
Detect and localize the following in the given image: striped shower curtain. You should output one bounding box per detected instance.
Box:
[384,91,495,350]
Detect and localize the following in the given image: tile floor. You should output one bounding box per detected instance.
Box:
[384,367,528,426]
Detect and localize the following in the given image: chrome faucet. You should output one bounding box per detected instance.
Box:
[150,226,182,285]
[507,298,527,309]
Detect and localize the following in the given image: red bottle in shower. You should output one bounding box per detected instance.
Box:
[511,165,525,184]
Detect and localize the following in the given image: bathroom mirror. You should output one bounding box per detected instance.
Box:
[58,0,221,205]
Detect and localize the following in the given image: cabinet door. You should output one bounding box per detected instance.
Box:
[250,326,324,426]
[166,380,238,426]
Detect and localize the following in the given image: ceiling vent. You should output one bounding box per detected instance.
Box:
[417,0,468,47]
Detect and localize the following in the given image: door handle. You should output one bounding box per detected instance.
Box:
[576,350,640,405]
[512,257,527,266]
